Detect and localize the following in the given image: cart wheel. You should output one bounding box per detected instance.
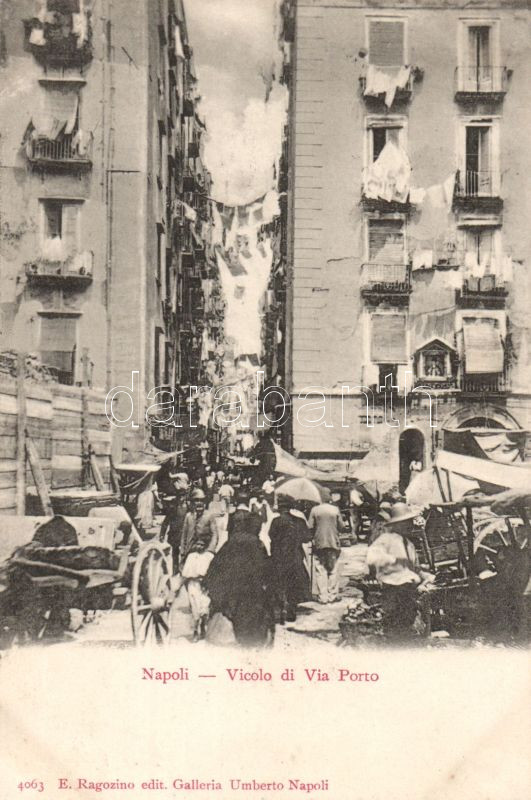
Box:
[131,542,172,645]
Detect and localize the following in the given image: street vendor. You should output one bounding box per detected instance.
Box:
[366,502,434,639]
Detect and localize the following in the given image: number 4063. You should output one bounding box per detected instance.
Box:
[17,780,44,793]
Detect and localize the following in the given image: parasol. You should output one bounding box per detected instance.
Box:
[276,477,324,504]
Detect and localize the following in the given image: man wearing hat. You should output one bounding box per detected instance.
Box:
[366,502,434,639]
[179,488,219,572]
[308,491,346,604]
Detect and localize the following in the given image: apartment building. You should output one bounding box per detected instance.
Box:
[278,0,531,485]
[0,0,220,449]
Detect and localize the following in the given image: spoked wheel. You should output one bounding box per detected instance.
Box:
[131,542,173,645]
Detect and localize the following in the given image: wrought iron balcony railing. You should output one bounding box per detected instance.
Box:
[455,66,509,99]
[25,250,94,289]
[26,132,92,170]
[460,373,508,394]
[454,169,503,212]
[455,169,499,198]
[361,262,411,293]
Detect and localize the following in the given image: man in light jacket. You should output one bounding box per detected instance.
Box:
[308,496,345,604]
[366,502,434,639]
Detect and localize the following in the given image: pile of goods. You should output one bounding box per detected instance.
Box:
[12,544,119,573]
[339,600,384,644]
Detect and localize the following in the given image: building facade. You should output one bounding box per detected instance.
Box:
[275,0,531,485]
[0,0,222,451]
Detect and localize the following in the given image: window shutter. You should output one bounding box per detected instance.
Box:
[62,203,79,254]
[44,89,79,135]
[463,318,503,374]
[371,314,407,363]
[369,20,405,67]
[368,219,404,263]
[40,316,77,371]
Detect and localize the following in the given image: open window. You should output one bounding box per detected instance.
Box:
[39,313,77,384]
[366,117,407,164]
[40,199,81,260]
[457,118,500,198]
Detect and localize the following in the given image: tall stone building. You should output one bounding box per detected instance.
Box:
[275,0,531,486]
[0,0,221,448]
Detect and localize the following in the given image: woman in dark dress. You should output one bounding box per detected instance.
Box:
[269,499,312,623]
[204,525,274,647]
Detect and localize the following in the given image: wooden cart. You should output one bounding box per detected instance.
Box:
[0,514,176,647]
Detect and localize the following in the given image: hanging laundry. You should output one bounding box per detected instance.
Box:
[363,141,411,204]
[220,205,235,230]
[363,65,412,109]
[29,27,46,46]
[501,255,514,282]
[426,183,446,209]
[412,250,433,271]
[442,173,456,209]
[183,202,197,222]
[175,25,185,59]
[252,204,264,223]
[363,65,390,98]
[396,65,412,90]
[263,190,280,221]
[409,187,426,205]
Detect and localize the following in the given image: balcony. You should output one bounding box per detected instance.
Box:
[360,263,411,305]
[453,169,503,214]
[455,67,509,103]
[25,251,94,289]
[455,275,508,310]
[359,66,419,108]
[23,16,92,69]
[26,131,92,171]
[460,373,508,395]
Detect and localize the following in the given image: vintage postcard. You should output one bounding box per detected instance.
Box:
[0,1,529,799]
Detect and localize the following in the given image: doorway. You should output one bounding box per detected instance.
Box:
[399,428,425,494]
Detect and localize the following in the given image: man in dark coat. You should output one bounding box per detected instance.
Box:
[160,489,188,573]
[269,499,312,623]
[204,518,274,647]
[227,490,262,539]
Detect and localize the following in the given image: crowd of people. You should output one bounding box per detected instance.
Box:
[151,461,354,647]
[132,454,528,646]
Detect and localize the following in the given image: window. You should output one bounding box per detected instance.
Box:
[42,87,79,137]
[368,18,406,67]
[367,218,405,264]
[458,119,499,196]
[462,317,503,374]
[41,200,81,258]
[366,117,406,163]
[461,226,498,272]
[458,20,501,91]
[39,314,77,381]
[371,313,407,364]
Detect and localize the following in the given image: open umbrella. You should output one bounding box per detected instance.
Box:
[276,477,324,504]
